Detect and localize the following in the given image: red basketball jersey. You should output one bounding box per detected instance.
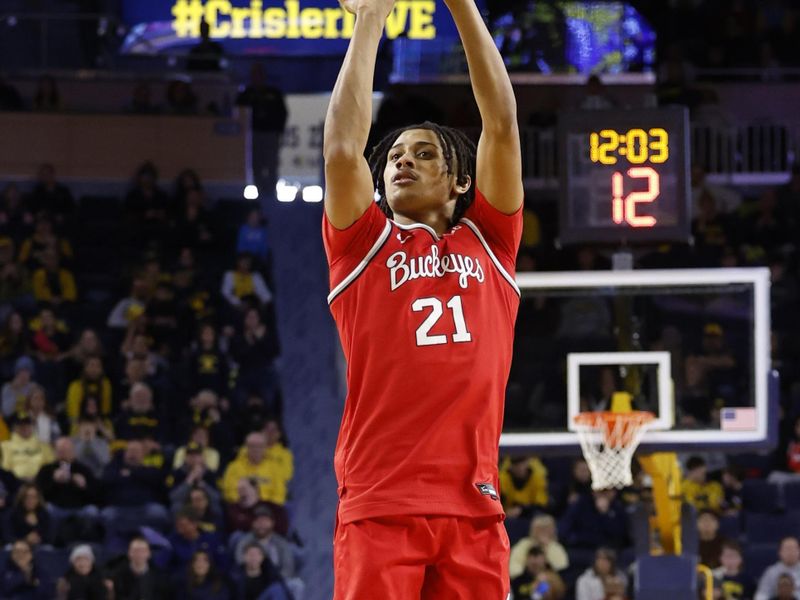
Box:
[323,189,522,524]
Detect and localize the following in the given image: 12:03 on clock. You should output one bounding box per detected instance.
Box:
[558,107,691,245]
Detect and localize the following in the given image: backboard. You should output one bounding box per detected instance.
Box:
[500,268,776,453]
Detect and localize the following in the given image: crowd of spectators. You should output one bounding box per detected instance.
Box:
[0,161,303,599]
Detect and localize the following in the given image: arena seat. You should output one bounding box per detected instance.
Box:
[744,512,800,544]
[744,543,779,581]
[742,480,782,513]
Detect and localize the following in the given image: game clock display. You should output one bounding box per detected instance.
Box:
[558,107,691,244]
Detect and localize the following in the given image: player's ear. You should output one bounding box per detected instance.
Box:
[454,174,471,196]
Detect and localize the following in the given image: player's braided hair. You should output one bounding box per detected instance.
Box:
[367,121,476,227]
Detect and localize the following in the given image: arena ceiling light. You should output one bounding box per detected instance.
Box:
[302,186,323,203]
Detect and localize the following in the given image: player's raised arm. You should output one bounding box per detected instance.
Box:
[445,0,523,214]
[323,0,395,229]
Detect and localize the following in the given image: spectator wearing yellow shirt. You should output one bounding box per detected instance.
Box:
[65,356,113,424]
[683,455,724,512]
[31,247,77,306]
[221,428,293,505]
[18,216,73,269]
[0,411,54,481]
[499,455,549,518]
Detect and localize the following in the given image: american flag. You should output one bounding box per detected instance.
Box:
[721,408,757,431]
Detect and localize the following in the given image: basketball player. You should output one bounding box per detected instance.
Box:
[322,0,522,594]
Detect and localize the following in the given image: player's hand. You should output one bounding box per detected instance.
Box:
[339,0,395,18]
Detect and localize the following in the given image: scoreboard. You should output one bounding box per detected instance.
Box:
[558,107,691,244]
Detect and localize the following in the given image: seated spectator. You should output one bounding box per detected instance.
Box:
[713,540,756,600]
[18,216,73,269]
[65,356,113,425]
[575,547,628,600]
[561,489,629,549]
[236,209,270,267]
[26,384,59,444]
[35,437,100,540]
[168,441,222,515]
[756,537,800,600]
[107,278,149,331]
[234,505,294,576]
[29,307,71,365]
[683,455,724,513]
[57,543,107,600]
[510,546,566,600]
[181,487,224,535]
[113,382,163,443]
[165,79,199,115]
[108,536,172,600]
[128,81,160,115]
[174,550,231,600]
[173,425,220,472]
[173,169,203,211]
[71,415,112,477]
[770,573,797,600]
[168,509,227,571]
[124,162,172,244]
[603,576,627,600]
[0,182,34,237]
[691,164,741,218]
[185,323,230,397]
[121,331,165,378]
[698,509,726,568]
[1,411,54,481]
[720,465,744,514]
[61,328,104,383]
[0,539,52,599]
[174,187,215,252]
[222,432,292,505]
[4,483,53,546]
[145,282,180,355]
[31,247,77,307]
[221,254,272,314]
[101,440,170,535]
[0,313,31,380]
[2,355,35,418]
[178,390,234,459]
[233,542,291,600]
[226,478,289,537]
[28,163,74,226]
[230,308,280,408]
[32,76,62,112]
[0,238,33,312]
[509,514,568,578]
[499,455,549,518]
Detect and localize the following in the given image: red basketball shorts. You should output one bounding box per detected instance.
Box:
[333,514,510,600]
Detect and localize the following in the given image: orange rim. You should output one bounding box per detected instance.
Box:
[574,411,655,449]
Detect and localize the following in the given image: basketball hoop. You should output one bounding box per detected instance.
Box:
[574,411,655,490]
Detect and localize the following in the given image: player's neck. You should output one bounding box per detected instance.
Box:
[393,210,452,236]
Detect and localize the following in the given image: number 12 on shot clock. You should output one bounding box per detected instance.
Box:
[611,167,659,228]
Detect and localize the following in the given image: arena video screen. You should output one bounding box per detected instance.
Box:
[491,1,656,74]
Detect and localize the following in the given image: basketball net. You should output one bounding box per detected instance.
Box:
[574,392,655,490]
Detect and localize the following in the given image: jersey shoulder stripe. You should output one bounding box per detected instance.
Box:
[327,220,392,305]
[460,218,520,296]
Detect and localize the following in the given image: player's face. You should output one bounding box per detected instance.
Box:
[383,128,466,221]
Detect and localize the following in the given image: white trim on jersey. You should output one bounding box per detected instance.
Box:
[460,218,521,296]
[391,219,439,241]
[327,220,393,305]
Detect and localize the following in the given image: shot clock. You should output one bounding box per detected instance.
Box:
[558,107,691,244]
